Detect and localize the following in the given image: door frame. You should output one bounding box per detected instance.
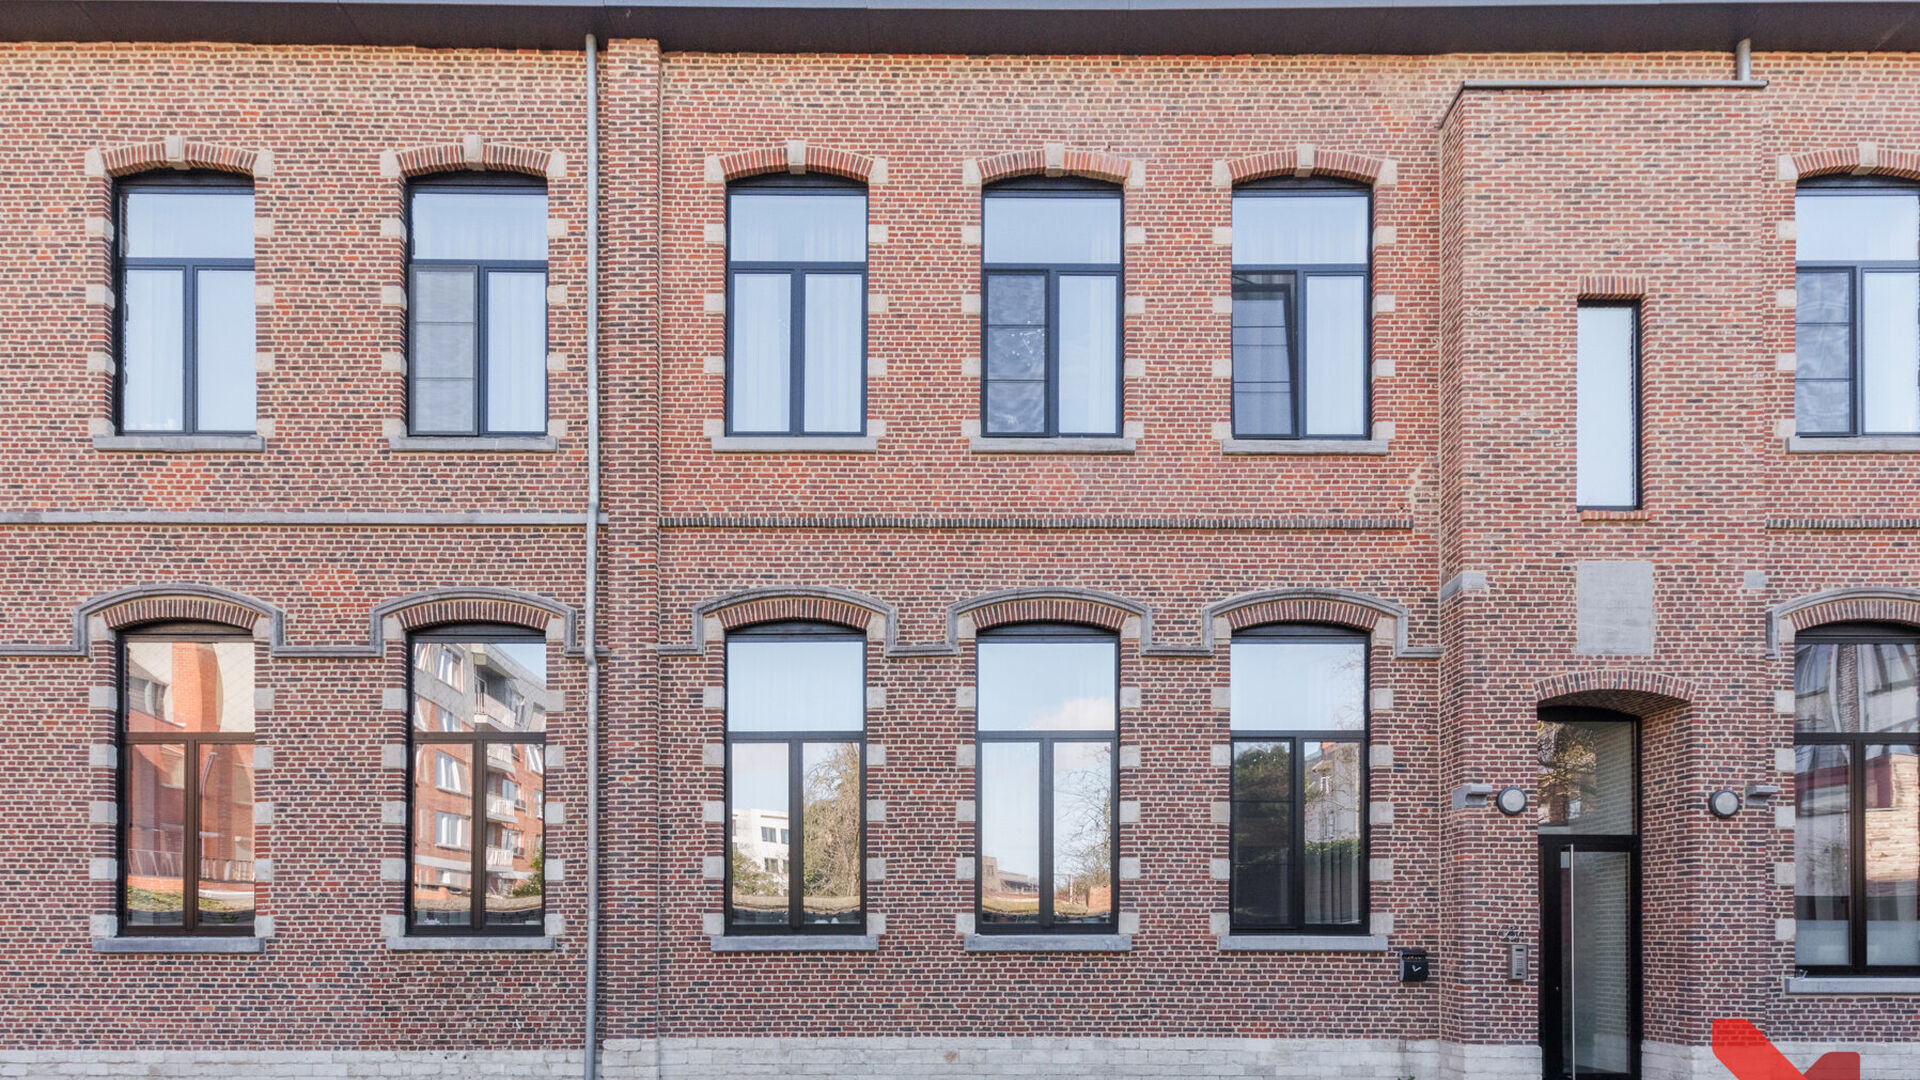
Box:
[1537,707,1642,1080]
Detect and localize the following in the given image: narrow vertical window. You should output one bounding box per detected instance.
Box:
[724,624,866,934]
[1793,626,1920,974]
[1229,180,1370,439]
[120,630,256,935]
[408,633,548,935]
[117,176,256,434]
[408,177,549,437]
[975,624,1117,931]
[1794,181,1920,437]
[1228,626,1367,933]
[726,176,868,436]
[1576,303,1641,509]
[981,180,1122,437]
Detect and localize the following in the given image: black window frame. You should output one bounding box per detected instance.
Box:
[405,172,550,438]
[1793,176,1920,438]
[117,623,257,937]
[1227,622,1370,935]
[1229,176,1372,441]
[972,621,1120,934]
[722,620,869,936]
[1575,299,1643,512]
[405,624,548,937]
[980,176,1125,439]
[1791,622,1920,977]
[114,171,257,436]
[724,173,870,438]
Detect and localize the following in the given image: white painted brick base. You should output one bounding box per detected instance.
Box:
[1643,1039,1920,1080]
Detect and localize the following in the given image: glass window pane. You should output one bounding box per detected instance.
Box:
[1052,741,1113,925]
[1234,389,1293,437]
[977,639,1117,732]
[729,192,867,263]
[984,380,1045,435]
[1865,743,1919,965]
[1796,380,1853,435]
[125,641,255,734]
[124,190,254,259]
[987,328,1046,380]
[727,638,864,733]
[1795,325,1852,381]
[1302,740,1362,926]
[485,271,548,434]
[195,269,256,432]
[1863,642,1920,734]
[411,268,477,433]
[1232,741,1292,928]
[195,743,255,926]
[1536,718,1635,834]
[984,195,1120,265]
[1861,272,1920,434]
[1796,643,1847,733]
[803,274,863,434]
[1577,305,1638,508]
[1057,275,1118,435]
[1795,744,1853,967]
[122,269,185,432]
[1797,272,1851,324]
[1303,275,1366,436]
[1230,639,1365,732]
[124,742,187,928]
[1232,193,1369,266]
[482,737,544,928]
[801,742,863,926]
[412,742,474,928]
[729,742,791,925]
[1796,192,1919,263]
[979,741,1041,924]
[412,189,548,261]
[987,274,1045,326]
[730,273,791,432]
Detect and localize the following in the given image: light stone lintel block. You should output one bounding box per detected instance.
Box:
[89,800,117,825]
[1119,686,1142,710]
[1210,858,1231,880]
[382,801,406,825]
[1211,801,1230,825]
[546,217,568,240]
[1774,805,1796,830]
[546,859,566,882]
[1775,747,1796,774]
[1775,353,1799,373]
[544,801,566,825]
[960,293,981,315]
[868,293,889,315]
[1370,800,1395,825]
[1123,294,1146,315]
[88,685,116,711]
[866,685,886,710]
[956,800,976,823]
[1371,687,1395,712]
[955,743,976,768]
[89,744,116,768]
[1118,800,1141,825]
[867,912,887,935]
[1211,225,1233,245]
[1370,912,1396,936]
[87,351,114,374]
[380,284,406,310]
[1369,857,1395,882]
[381,687,408,711]
[1118,856,1141,880]
[956,912,975,934]
[1118,744,1141,769]
[865,857,886,882]
[89,858,117,881]
[956,857,975,880]
[253,859,274,883]
[1776,862,1797,887]
[1775,289,1798,309]
[380,217,407,241]
[703,293,725,314]
[1210,743,1231,767]
[702,856,726,880]
[1776,917,1796,943]
[701,686,725,710]
[703,912,724,936]
[866,799,886,823]
[867,744,886,767]
[1372,225,1397,248]
[253,801,274,826]
[702,800,724,824]
[1373,294,1396,316]
[380,857,406,882]
[545,913,566,936]
[1123,225,1146,246]
[702,355,725,375]
[867,223,888,245]
[1370,744,1395,769]
[1212,295,1233,315]
[253,284,275,307]
[1774,690,1798,715]
[545,284,568,306]
[381,744,407,770]
[702,743,725,767]
[960,224,982,246]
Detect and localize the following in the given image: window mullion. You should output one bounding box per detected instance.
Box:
[182,735,200,933]
[1852,738,1868,971]
[1045,272,1060,438]
[1292,271,1308,440]
[473,264,489,438]
[791,268,807,437]
[1291,736,1306,933]
[471,737,487,930]
[182,261,199,435]
[789,736,806,931]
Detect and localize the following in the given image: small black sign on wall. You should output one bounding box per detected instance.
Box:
[1398,949,1431,983]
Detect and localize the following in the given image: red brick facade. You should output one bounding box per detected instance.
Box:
[0,32,1916,1080]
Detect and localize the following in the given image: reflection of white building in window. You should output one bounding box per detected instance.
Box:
[731,807,791,874]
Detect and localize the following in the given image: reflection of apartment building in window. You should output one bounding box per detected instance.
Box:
[730,807,790,875]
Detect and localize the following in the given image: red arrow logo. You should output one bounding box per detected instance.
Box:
[1712,1019,1861,1080]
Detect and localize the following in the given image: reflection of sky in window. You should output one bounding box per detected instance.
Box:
[727,639,863,732]
[977,640,1115,731]
[981,742,1041,878]
[730,743,788,826]
[1230,640,1364,731]
[489,641,546,682]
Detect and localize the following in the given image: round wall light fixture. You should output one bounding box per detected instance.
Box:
[1708,788,1742,819]
[1496,786,1528,816]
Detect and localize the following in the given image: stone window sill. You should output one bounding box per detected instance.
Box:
[709,935,879,952]
[1578,509,1650,522]
[94,936,266,954]
[1219,438,1388,456]
[388,435,558,453]
[1787,435,1920,454]
[93,435,264,453]
[386,935,555,951]
[963,933,1132,953]
[969,437,1134,455]
[1785,976,1920,995]
[1217,934,1389,952]
[711,436,878,454]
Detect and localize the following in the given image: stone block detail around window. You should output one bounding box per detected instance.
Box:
[712,142,878,183]
[973,144,1136,186]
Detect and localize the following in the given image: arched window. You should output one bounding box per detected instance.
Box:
[1793,177,1920,437]
[116,172,256,435]
[407,173,549,437]
[119,623,256,936]
[407,624,549,935]
[1229,177,1369,440]
[980,177,1122,438]
[1792,622,1919,974]
[726,174,868,437]
[975,622,1118,932]
[1227,623,1368,933]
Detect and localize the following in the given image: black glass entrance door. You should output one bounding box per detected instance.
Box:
[1538,709,1641,1080]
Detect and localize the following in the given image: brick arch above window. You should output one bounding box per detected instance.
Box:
[714,142,878,184]
[1783,143,1920,182]
[975,144,1135,186]
[1200,587,1435,660]
[661,586,892,657]
[957,587,1143,635]
[1220,146,1395,188]
[1768,586,1920,657]
[380,589,568,638]
[1533,669,1696,718]
[88,584,274,636]
[92,137,264,179]
[387,136,565,180]
[712,591,884,635]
